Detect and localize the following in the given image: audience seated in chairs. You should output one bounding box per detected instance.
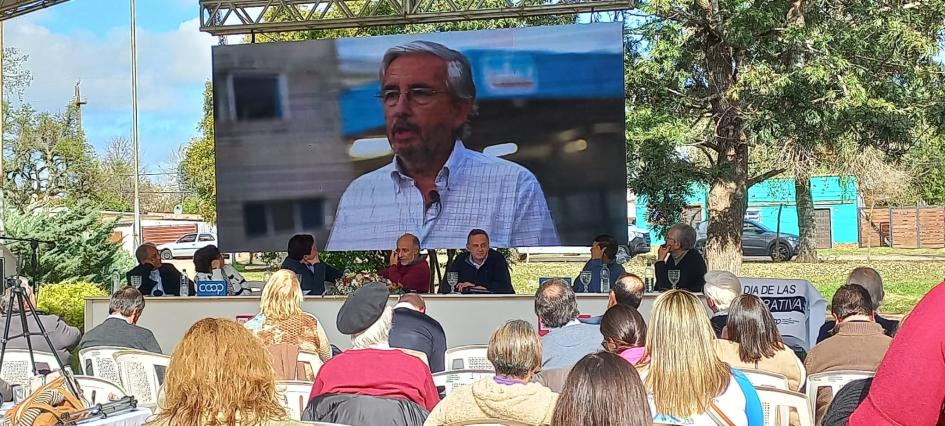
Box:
[851,280,945,425]
[389,293,447,373]
[79,286,161,353]
[642,289,761,425]
[0,279,80,366]
[806,283,892,422]
[193,245,248,295]
[245,270,332,380]
[534,278,603,369]
[551,352,652,426]
[147,318,306,426]
[816,267,899,343]
[600,304,648,366]
[426,320,558,426]
[306,283,438,424]
[703,270,743,338]
[715,294,803,391]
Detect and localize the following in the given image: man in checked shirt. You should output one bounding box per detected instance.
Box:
[327,40,559,251]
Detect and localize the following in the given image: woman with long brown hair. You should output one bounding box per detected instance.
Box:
[716,294,803,390]
[643,289,754,425]
[551,351,652,426]
[147,318,304,426]
[600,304,648,365]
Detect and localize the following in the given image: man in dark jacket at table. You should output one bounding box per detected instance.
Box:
[127,243,194,297]
[655,223,707,293]
[440,229,514,294]
[281,234,343,295]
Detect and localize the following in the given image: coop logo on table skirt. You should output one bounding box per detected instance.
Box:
[196,280,228,296]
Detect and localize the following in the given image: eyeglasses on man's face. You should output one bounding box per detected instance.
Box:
[378,88,448,106]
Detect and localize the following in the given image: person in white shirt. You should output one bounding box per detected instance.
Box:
[327,40,558,251]
[193,245,247,296]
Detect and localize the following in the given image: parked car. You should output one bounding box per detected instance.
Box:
[695,220,799,261]
[157,233,218,260]
[628,225,652,256]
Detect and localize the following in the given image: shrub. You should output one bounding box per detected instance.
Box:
[36,282,108,332]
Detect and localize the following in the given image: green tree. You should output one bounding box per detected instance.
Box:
[3,200,134,286]
[911,135,945,205]
[180,82,217,222]
[2,102,98,209]
[625,0,945,272]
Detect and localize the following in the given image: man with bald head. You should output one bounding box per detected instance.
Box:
[126,243,192,297]
[816,266,899,342]
[389,293,447,372]
[380,233,432,293]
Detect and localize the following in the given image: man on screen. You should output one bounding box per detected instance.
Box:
[327,40,559,251]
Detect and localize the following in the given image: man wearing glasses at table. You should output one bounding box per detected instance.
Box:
[326,40,559,251]
[654,223,707,293]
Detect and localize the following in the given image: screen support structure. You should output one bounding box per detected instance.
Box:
[199,0,633,36]
[0,0,70,21]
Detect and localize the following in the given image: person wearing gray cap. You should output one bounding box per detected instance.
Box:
[305,283,439,424]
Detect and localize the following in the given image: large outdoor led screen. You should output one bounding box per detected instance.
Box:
[212,22,627,251]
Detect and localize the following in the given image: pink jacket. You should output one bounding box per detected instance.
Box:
[850,281,945,425]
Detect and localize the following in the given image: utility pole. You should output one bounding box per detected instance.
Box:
[73,81,86,130]
[0,21,5,234]
[130,0,142,247]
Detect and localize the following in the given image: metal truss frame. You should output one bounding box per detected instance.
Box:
[199,0,633,36]
[0,0,70,21]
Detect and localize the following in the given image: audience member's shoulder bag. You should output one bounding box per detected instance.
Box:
[707,401,736,426]
[3,376,87,426]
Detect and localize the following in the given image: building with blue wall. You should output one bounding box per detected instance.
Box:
[635,176,859,247]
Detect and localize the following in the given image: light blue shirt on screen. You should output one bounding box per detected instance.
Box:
[327,141,559,250]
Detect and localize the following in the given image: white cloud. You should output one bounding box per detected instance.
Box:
[5,17,215,113]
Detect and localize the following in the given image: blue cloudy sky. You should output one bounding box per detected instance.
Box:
[4,0,216,175]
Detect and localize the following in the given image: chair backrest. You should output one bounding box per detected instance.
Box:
[113,350,170,408]
[445,345,493,371]
[277,380,314,421]
[432,369,495,395]
[78,346,126,385]
[297,350,324,381]
[0,349,60,387]
[756,387,814,426]
[74,375,126,405]
[740,369,789,390]
[805,370,874,414]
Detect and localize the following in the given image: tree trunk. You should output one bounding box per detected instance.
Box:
[794,171,818,262]
[700,26,749,275]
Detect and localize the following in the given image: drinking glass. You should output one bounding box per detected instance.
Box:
[446,272,459,292]
[668,270,681,289]
[130,275,142,289]
[579,271,592,292]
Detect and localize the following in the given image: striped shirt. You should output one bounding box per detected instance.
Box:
[327,141,558,250]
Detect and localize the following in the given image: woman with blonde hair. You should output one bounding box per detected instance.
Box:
[643,290,760,425]
[425,320,558,426]
[244,270,332,379]
[147,318,304,426]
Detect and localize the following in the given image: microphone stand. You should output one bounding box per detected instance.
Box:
[0,235,56,288]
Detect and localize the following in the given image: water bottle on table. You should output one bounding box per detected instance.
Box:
[111,268,122,293]
[644,261,655,293]
[600,265,610,293]
[180,269,189,296]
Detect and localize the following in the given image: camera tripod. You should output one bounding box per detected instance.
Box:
[0,252,80,400]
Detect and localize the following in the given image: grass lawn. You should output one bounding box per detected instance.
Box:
[245,259,945,315]
[818,244,945,257]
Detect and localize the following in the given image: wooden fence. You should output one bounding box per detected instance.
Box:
[858,206,945,248]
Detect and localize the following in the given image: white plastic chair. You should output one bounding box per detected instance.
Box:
[78,346,125,385]
[755,387,814,426]
[445,345,493,371]
[113,350,170,408]
[740,369,789,390]
[805,370,874,415]
[0,349,60,387]
[297,350,324,381]
[74,375,126,405]
[277,380,314,421]
[432,369,495,395]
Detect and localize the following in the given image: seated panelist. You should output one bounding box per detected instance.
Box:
[440,229,514,294]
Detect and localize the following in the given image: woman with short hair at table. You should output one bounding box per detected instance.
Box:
[244,270,332,379]
[146,318,305,426]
